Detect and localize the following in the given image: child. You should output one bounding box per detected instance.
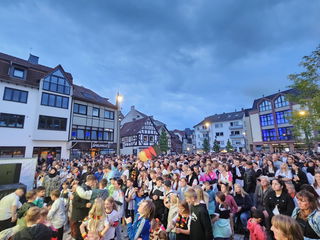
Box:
[165,193,179,240]
[134,187,147,216]
[184,188,213,240]
[125,178,136,219]
[47,190,66,240]
[126,200,155,240]
[212,191,232,240]
[150,218,167,240]
[101,197,119,240]
[80,198,106,240]
[169,200,191,240]
[33,186,46,208]
[17,190,37,227]
[247,209,267,240]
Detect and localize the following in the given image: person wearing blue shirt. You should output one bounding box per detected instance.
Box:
[125,200,155,240]
[94,167,104,182]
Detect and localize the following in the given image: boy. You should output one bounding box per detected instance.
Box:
[185,188,213,240]
[48,189,66,240]
[33,186,46,208]
[124,178,136,219]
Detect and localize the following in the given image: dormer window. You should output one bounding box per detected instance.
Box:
[43,69,71,95]
[12,67,25,79]
[259,100,272,112]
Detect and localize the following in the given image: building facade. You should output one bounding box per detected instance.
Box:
[248,89,301,152]
[194,110,249,152]
[120,116,159,155]
[69,85,118,158]
[0,52,73,160]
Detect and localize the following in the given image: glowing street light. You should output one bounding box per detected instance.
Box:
[205,122,210,128]
[116,92,123,157]
[298,110,306,116]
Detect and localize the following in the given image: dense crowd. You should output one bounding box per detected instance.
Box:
[0,151,320,240]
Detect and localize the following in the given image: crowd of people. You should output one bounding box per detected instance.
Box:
[0,151,319,240]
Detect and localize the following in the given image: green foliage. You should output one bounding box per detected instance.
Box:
[213,139,220,152]
[159,130,169,153]
[226,139,233,152]
[287,45,320,151]
[202,138,210,153]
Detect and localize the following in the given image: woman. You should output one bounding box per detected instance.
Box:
[271,214,303,240]
[172,173,180,191]
[313,171,320,197]
[101,197,119,240]
[200,164,217,184]
[292,162,309,192]
[275,163,293,182]
[218,164,233,186]
[186,167,199,186]
[233,184,252,235]
[291,190,320,240]
[220,183,238,214]
[265,179,295,219]
[212,191,232,240]
[126,200,155,240]
[262,160,276,179]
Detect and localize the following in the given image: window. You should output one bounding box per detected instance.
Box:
[143,135,148,142]
[230,121,239,126]
[262,129,277,141]
[0,147,25,158]
[276,110,292,124]
[260,114,274,126]
[149,136,154,142]
[274,95,289,108]
[92,107,100,117]
[38,115,67,131]
[12,68,25,79]
[3,87,28,103]
[77,129,84,139]
[215,123,223,128]
[215,132,224,136]
[259,100,272,112]
[104,110,115,120]
[278,127,293,140]
[104,129,114,141]
[73,103,87,115]
[231,130,240,135]
[41,93,69,109]
[0,113,25,128]
[219,141,225,146]
[72,126,114,141]
[43,74,70,95]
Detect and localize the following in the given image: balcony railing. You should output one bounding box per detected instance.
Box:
[230,134,244,139]
[229,125,243,130]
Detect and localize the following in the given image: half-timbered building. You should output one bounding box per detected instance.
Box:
[120,116,159,155]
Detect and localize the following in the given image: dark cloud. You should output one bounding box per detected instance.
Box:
[0,0,319,129]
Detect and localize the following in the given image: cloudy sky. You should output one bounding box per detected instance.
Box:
[1,0,319,129]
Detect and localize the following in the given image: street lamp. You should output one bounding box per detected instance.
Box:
[242,132,247,153]
[298,110,306,116]
[116,92,123,157]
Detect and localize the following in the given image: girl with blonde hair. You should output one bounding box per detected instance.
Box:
[101,197,119,240]
[80,198,106,240]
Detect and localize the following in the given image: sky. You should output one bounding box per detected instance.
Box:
[1,0,320,130]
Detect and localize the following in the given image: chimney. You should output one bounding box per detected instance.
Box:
[131,106,135,111]
[28,54,39,64]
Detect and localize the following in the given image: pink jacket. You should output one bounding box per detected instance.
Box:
[200,172,217,183]
[247,218,267,240]
[225,195,238,214]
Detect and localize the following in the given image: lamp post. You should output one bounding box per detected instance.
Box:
[205,122,211,152]
[242,131,247,153]
[116,93,123,157]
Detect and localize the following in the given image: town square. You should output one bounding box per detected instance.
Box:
[0,1,319,240]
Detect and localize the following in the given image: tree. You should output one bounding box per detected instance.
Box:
[202,138,209,153]
[287,45,320,152]
[226,139,233,152]
[159,130,169,153]
[213,139,220,152]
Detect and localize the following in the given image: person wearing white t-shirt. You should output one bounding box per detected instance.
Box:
[101,197,119,240]
[0,188,24,231]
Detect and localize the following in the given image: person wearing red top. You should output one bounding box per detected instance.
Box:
[247,209,267,240]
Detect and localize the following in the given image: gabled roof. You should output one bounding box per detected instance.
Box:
[121,116,157,137]
[194,110,245,127]
[0,52,73,87]
[251,89,298,110]
[73,84,117,109]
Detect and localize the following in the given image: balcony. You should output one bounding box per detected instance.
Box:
[230,134,244,139]
[229,125,243,130]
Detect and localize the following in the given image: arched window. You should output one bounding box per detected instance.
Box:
[274,95,289,108]
[259,100,272,112]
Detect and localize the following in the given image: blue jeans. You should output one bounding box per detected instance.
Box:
[169,232,176,240]
[238,211,250,230]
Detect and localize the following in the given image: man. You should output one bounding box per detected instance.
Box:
[94,166,103,182]
[232,158,245,187]
[0,187,24,231]
[71,175,96,240]
[243,161,257,201]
